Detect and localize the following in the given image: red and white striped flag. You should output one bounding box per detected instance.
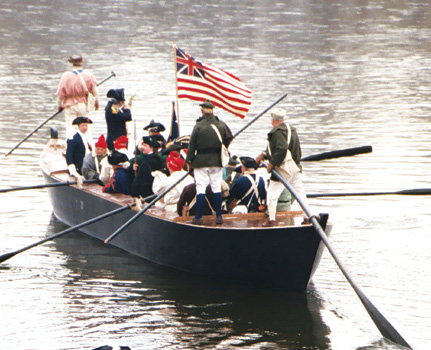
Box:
[175,46,252,119]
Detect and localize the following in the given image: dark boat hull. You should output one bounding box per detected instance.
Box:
[41,140,330,291]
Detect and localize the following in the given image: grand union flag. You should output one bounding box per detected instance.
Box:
[175,46,252,119]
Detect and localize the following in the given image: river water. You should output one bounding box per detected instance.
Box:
[1,1,430,349]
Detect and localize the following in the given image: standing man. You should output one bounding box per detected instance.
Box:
[56,55,99,138]
[255,108,308,227]
[105,88,132,151]
[185,100,233,225]
[66,116,93,189]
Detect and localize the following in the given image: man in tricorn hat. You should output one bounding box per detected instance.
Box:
[144,119,166,149]
[185,99,233,225]
[102,151,133,195]
[66,116,93,189]
[105,88,132,151]
[56,55,100,137]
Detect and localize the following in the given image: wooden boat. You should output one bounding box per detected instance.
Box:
[40,130,332,291]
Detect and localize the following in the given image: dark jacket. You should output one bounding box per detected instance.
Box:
[266,122,302,181]
[229,173,266,212]
[186,114,233,168]
[105,100,132,151]
[177,183,215,217]
[102,168,133,195]
[266,123,302,168]
[66,132,86,174]
[131,153,163,198]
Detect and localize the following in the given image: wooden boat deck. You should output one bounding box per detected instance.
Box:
[41,138,308,230]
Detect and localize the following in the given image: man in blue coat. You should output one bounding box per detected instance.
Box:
[105,88,132,151]
[228,157,266,213]
[102,151,133,195]
[66,116,93,188]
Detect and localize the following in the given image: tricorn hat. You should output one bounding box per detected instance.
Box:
[72,116,93,125]
[199,99,215,109]
[107,88,125,102]
[240,156,259,169]
[143,119,165,133]
[108,150,129,166]
[142,136,160,148]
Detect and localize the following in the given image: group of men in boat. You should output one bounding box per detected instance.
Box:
[56,55,308,227]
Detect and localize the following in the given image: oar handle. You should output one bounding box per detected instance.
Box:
[5,71,116,157]
[308,188,431,198]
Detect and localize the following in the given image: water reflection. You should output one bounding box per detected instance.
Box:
[51,216,330,349]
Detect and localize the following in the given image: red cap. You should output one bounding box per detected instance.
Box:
[114,135,128,150]
[166,151,184,172]
[95,134,108,149]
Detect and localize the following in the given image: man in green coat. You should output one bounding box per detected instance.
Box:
[256,107,308,227]
[186,100,233,225]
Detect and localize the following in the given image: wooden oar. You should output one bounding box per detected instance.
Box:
[0,194,156,264]
[104,94,290,244]
[301,145,372,161]
[104,171,192,244]
[0,179,99,194]
[308,188,431,198]
[5,71,116,157]
[265,163,411,349]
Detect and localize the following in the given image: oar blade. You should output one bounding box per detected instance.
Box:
[302,145,372,161]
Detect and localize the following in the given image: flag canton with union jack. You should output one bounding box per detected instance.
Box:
[176,48,205,79]
[175,45,252,119]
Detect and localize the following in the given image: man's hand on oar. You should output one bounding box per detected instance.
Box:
[4,71,116,157]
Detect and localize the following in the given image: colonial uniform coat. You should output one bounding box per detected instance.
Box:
[266,122,302,181]
[102,168,133,195]
[229,173,266,213]
[131,153,163,198]
[65,132,88,175]
[185,114,233,168]
[105,100,132,151]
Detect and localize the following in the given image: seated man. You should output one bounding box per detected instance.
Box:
[152,151,194,212]
[228,156,266,213]
[102,151,133,195]
[144,119,166,149]
[66,116,93,188]
[82,134,110,183]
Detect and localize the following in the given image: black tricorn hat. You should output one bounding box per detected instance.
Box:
[142,136,161,148]
[107,150,129,165]
[143,119,165,132]
[199,99,215,109]
[240,156,259,169]
[72,116,93,125]
[107,88,125,102]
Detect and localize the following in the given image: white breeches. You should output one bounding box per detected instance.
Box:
[64,103,88,138]
[194,167,223,194]
[267,171,308,208]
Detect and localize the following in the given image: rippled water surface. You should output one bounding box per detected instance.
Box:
[1,1,430,349]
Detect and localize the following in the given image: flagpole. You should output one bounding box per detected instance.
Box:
[173,42,180,132]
